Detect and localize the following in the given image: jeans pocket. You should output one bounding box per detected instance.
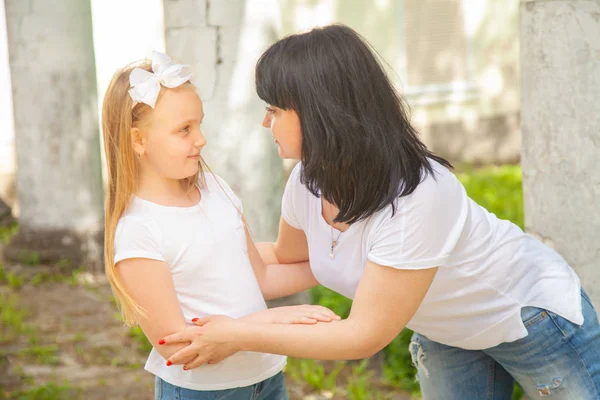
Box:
[521,306,549,329]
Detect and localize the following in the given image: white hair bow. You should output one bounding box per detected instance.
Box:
[128,51,193,109]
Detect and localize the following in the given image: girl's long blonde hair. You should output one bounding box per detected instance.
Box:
[102,61,205,326]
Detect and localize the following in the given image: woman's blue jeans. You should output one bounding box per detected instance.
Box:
[411,288,600,399]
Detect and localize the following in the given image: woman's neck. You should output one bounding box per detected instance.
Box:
[321,199,351,232]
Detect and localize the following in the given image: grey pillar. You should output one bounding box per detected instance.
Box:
[4,1,104,268]
[520,0,600,305]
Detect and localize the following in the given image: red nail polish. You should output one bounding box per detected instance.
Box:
[183,366,188,370]
[192,318,199,322]
[166,360,172,366]
[158,339,165,345]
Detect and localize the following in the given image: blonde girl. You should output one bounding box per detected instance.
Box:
[101,51,338,400]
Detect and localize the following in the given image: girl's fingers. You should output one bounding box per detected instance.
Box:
[314,306,341,319]
[310,312,332,322]
[296,317,318,324]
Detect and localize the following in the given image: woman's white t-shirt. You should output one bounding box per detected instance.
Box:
[282,161,583,350]
[113,173,285,390]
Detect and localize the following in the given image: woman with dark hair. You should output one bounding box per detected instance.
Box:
[160,24,600,399]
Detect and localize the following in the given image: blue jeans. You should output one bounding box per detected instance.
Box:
[155,371,288,400]
[410,289,600,399]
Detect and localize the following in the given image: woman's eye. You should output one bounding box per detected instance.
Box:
[265,106,275,114]
[180,125,190,134]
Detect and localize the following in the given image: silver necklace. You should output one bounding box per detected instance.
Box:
[330,226,343,259]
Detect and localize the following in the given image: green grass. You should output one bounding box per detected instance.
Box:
[19,344,60,366]
[128,326,153,354]
[0,293,33,343]
[1,381,77,400]
[285,358,345,392]
[0,222,18,244]
[310,164,525,396]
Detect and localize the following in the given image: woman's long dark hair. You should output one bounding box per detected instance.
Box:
[256,24,452,224]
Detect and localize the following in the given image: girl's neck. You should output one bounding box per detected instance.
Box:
[136,168,200,207]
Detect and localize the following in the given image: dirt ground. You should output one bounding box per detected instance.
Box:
[0,254,413,400]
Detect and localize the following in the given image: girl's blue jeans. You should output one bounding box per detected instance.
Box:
[411,288,600,399]
[155,371,288,400]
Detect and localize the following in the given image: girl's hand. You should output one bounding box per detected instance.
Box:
[160,315,242,370]
[259,304,341,325]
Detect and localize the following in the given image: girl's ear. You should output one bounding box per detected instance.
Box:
[131,127,145,157]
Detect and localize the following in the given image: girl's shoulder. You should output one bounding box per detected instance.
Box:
[201,172,243,211]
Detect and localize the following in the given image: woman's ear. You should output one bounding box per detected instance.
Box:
[131,127,145,157]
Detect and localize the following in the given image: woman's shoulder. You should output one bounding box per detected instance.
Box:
[400,160,461,205]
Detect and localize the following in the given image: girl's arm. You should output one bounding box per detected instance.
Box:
[116,258,195,363]
[245,216,316,300]
[162,261,438,364]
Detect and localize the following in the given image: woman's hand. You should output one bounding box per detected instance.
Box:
[161,305,341,370]
[251,304,341,325]
[160,315,243,370]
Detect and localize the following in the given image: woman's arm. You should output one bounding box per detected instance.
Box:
[256,217,310,265]
[246,216,315,299]
[162,262,438,363]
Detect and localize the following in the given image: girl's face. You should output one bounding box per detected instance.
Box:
[262,105,302,160]
[135,87,205,180]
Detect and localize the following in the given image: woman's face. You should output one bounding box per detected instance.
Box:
[262,105,302,160]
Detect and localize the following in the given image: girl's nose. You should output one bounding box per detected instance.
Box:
[195,129,207,148]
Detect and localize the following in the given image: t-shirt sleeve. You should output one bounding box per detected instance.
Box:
[281,163,303,229]
[367,168,467,270]
[213,174,243,213]
[114,217,165,264]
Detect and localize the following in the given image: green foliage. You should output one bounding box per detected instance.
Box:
[3,382,76,400]
[346,360,375,400]
[382,329,419,392]
[456,164,524,229]
[285,358,346,392]
[128,326,153,354]
[19,344,60,365]
[0,222,18,244]
[0,293,32,343]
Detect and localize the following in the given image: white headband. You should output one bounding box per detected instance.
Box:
[128,51,193,109]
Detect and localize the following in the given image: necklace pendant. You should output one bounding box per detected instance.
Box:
[329,250,334,259]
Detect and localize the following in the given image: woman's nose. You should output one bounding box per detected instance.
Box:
[262,112,271,128]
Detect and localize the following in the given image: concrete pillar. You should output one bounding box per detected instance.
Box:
[520,0,600,304]
[4,0,104,268]
[0,0,16,207]
[162,0,285,242]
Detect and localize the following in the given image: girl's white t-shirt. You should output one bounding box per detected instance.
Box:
[282,161,583,350]
[114,173,285,390]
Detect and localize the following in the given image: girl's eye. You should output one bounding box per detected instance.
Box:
[265,106,275,114]
[180,125,190,134]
